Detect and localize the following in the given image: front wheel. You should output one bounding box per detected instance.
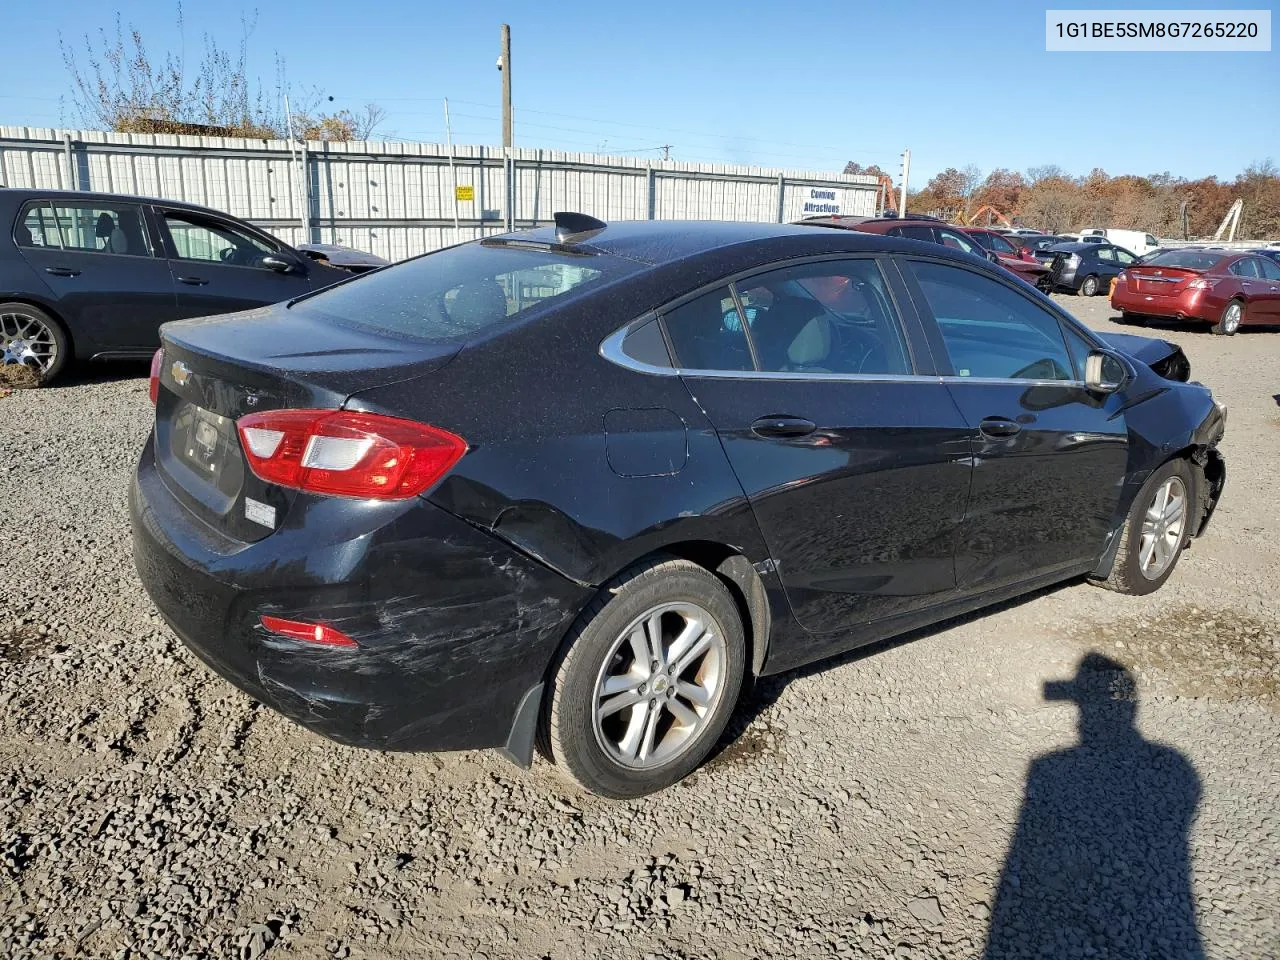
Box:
[1211,299,1243,336]
[1094,459,1193,595]
[1078,275,1100,297]
[541,557,746,798]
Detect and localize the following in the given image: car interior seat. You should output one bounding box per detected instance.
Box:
[754,295,830,371]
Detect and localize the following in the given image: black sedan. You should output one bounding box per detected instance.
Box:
[0,188,355,383]
[1042,241,1141,295]
[131,213,1226,798]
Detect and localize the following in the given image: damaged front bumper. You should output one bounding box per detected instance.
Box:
[130,437,590,755]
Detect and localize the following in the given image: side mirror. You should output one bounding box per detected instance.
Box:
[262,254,300,274]
[1084,350,1127,394]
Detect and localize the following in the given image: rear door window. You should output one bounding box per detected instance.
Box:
[16,200,152,256]
[293,243,614,342]
[662,287,754,372]
[1096,247,1116,262]
[908,260,1074,381]
[1229,259,1261,278]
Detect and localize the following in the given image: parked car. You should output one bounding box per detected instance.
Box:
[993,227,1045,237]
[1243,247,1280,267]
[1079,228,1160,256]
[959,227,1053,290]
[1110,248,1280,335]
[801,215,1045,287]
[1018,235,1073,257]
[1044,242,1140,295]
[0,188,355,383]
[131,213,1227,798]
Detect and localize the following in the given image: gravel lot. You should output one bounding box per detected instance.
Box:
[2,295,1277,960]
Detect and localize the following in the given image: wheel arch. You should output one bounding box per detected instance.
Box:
[0,297,76,356]
[1091,443,1222,580]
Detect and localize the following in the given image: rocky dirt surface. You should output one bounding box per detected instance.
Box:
[1,297,1278,960]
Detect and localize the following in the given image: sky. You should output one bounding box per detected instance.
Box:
[4,0,1277,185]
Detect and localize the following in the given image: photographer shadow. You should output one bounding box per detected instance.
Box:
[983,652,1205,959]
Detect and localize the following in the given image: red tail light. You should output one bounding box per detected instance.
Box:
[236,409,466,500]
[259,615,357,648]
[148,348,164,404]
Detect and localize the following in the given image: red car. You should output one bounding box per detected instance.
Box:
[960,227,1053,289]
[1110,248,1280,335]
[800,216,1050,289]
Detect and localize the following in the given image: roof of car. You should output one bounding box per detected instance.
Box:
[493,219,908,266]
[0,186,234,216]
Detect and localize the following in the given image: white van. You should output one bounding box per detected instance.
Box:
[1080,228,1160,255]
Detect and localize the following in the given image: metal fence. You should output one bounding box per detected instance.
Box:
[0,127,881,261]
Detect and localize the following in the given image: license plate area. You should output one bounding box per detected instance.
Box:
[167,402,245,505]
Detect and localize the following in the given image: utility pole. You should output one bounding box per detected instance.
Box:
[660,145,672,161]
[899,148,911,218]
[499,24,513,153]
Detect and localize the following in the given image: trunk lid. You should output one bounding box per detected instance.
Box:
[153,303,459,543]
[1126,265,1199,295]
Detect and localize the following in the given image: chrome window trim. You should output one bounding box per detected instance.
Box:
[602,324,1100,389]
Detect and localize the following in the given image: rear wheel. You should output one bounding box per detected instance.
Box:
[1078,275,1100,297]
[542,557,746,798]
[0,302,68,385]
[1211,299,1243,336]
[1094,458,1193,596]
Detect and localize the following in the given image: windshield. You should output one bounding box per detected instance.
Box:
[1140,250,1225,271]
[291,243,624,342]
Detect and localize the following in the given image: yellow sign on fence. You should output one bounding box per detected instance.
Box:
[455,185,475,202]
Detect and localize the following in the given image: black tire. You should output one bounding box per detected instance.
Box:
[1210,299,1243,336]
[1094,458,1194,596]
[1078,275,1100,297]
[541,556,746,799]
[0,301,70,385]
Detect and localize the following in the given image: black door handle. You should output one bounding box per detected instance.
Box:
[751,416,817,439]
[176,276,210,286]
[44,266,80,277]
[980,417,1021,439]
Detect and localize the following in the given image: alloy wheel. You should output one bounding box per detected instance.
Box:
[0,309,58,376]
[1222,302,1242,334]
[592,601,727,769]
[1138,476,1186,580]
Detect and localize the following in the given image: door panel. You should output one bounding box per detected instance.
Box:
[694,377,972,635]
[944,381,1128,587]
[15,199,176,353]
[660,259,972,644]
[157,209,314,318]
[903,258,1129,590]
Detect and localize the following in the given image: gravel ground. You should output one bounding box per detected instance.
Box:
[1,295,1278,960]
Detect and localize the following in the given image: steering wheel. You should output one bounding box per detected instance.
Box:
[218,246,237,264]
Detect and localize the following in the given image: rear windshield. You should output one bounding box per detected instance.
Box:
[291,242,623,342]
[1140,250,1224,271]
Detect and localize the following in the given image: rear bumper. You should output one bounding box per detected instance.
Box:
[1110,286,1215,321]
[130,435,590,753]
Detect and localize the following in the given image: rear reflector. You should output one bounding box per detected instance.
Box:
[148,348,164,404]
[236,409,466,500]
[260,615,357,648]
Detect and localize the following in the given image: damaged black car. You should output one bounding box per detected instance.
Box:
[131,214,1226,798]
